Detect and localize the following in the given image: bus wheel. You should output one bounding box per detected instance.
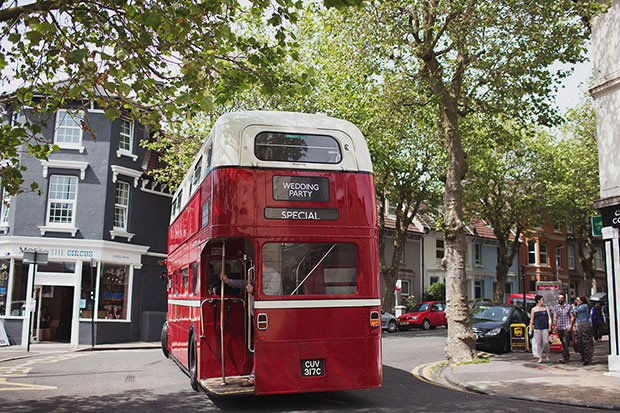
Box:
[161,321,169,358]
[189,335,198,391]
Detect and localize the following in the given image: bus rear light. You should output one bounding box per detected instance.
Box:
[257,313,269,330]
[370,310,380,327]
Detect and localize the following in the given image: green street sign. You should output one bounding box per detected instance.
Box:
[592,216,603,237]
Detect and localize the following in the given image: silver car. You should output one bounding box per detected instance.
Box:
[381,310,398,333]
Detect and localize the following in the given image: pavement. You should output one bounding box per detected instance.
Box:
[415,337,620,410]
[0,341,160,363]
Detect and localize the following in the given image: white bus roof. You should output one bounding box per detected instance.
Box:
[170,111,373,223]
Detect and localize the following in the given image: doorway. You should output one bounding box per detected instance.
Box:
[32,285,74,343]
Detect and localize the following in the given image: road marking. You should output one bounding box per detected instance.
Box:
[0,378,57,391]
[0,352,89,391]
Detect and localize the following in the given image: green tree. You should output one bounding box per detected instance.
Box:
[426,282,446,301]
[0,0,304,195]
[349,0,599,362]
[549,95,600,294]
[463,117,554,303]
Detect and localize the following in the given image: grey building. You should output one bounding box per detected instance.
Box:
[0,99,170,347]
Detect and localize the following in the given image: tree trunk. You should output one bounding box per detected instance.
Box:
[494,257,510,303]
[442,105,476,363]
[382,270,398,312]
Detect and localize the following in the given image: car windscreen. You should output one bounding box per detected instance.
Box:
[470,305,511,322]
[409,303,430,313]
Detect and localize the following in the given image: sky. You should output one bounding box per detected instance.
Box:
[553,56,593,113]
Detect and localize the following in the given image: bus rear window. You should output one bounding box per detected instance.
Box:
[254,132,342,164]
[262,242,357,296]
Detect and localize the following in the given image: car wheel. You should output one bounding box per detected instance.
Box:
[161,321,169,359]
[502,334,511,354]
[387,320,397,333]
[189,334,198,391]
[422,319,431,330]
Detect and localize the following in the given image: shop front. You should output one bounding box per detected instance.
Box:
[0,236,149,348]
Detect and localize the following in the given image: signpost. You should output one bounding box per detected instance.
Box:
[510,323,528,352]
[23,250,48,352]
[592,216,603,237]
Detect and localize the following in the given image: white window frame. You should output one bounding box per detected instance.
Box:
[436,239,444,259]
[114,181,130,231]
[566,224,574,234]
[528,240,537,264]
[539,242,548,266]
[594,247,604,270]
[41,175,78,236]
[474,243,482,266]
[54,109,85,152]
[555,245,562,269]
[0,187,10,233]
[399,279,410,296]
[116,119,137,161]
[567,246,575,270]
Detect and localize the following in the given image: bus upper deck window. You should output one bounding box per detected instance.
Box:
[254,132,342,164]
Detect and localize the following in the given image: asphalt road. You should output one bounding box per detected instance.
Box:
[0,329,596,412]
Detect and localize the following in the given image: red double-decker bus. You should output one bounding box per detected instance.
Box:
[162,111,381,396]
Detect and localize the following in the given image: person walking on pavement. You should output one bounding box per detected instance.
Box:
[591,302,605,342]
[529,295,552,364]
[571,296,594,365]
[553,293,574,363]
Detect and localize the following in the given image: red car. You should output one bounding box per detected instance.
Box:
[398,301,447,330]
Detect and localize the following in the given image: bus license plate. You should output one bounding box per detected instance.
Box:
[301,358,325,377]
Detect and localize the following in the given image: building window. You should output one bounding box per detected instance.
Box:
[80,261,96,319]
[54,110,83,149]
[505,283,512,295]
[529,280,536,292]
[539,242,547,266]
[9,261,28,316]
[553,223,562,233]
[430,276,439,285]
[436,239,445,259]
[474,280,483,299]
[46,175,78,226]
[594,247,603,270]
[566,224,574,234]
[528,240,536,264]
[119,119,134,152]
[114,181,130,230]
[399,279,410,296]
[555,246,562,269]
[0,187,10,225]
[567,246,575,270]
[474,244,482,265]
[97,263,130,320]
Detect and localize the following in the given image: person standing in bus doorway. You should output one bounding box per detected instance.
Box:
[221,261,282,387]
[553,293,574,363]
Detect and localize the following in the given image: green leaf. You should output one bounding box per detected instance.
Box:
[104,107,121,121]
[69,49,86,64]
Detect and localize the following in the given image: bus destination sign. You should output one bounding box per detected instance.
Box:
[273,175,330,202]
[265,207,339,221]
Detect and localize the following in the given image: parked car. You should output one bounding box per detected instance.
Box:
[471,303,530,354]
[381,310,398,333]
[508,293,536,313]
[398,301,446,331]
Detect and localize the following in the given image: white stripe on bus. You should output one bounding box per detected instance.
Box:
[168,299,201,307]
[254,299,381,309]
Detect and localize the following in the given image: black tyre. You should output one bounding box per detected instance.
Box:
[161,321,169,358]
[387,320,397,333]
[422,319,431,330]
[501,334,511,354]
[189,334,198,391]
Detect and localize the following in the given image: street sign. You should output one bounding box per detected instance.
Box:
[592,216,602,237]
[22,251,49,265]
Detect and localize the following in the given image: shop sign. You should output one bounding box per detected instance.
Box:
[264,207,339,221]
[273,176,330,202]
[600,205,620,228]
[591,216,602,237]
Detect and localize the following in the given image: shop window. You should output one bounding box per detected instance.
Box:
[80,261,96,319]
[191,262,198,296]
[10,261,28,316]
[97,264,130,320]
[0,260,8,316]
